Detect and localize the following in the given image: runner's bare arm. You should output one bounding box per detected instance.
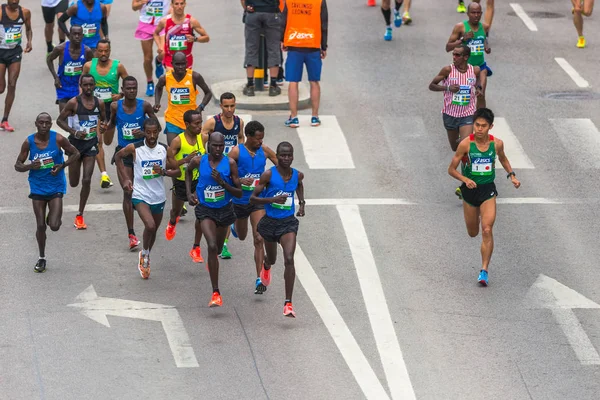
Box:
[143,101,156,120]
[193,72,213,112]
[262,145,278,166]
[190,18,210,43]
[226,158,243,198]
[82,61,91,75]
[296,171,305,217]
[185,155,201,205]
[227,146,240,162]
[250,170,273,205]
[238,119,245,144]
[58,5,77,38]
[132,0,148,11]
[23,8,32,53]
[166,136,182,169]
[115,144,136,189]
[446,23,465,52]
[448,139,471,184]
[46,45,63,82]
[153,19,166,50]
[57,134,81,170]
[104,102,119,145]
[84,45,94,61]
[483,0,495,31]
[200,118,215,148]
[14,140,34,172]
[153,76,166,112]
[100,5,108,39]
[429,66,452,91]
[118,63,129,79]
[56,99,79,136]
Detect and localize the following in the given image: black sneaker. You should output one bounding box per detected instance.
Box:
[269,85,281,97]
[243,84,255,97]
[34,259,46,273]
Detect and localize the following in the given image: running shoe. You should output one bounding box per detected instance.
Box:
[457,1,466,13]
[402,11,412,25]
[276,78,284,86]
[146,82,155,97]
[367,0,376,6]
[74,214,87,230]
[255,277,267,294]
[384,27,393,41]
[455,187,463,200]
[478,269,489,286]
[393,9,403,27]
[155,56,164,79]
[181,203,188,216]
[209,291,222,307]
[129,234,140,250]
[284,116,299,128]
[230,223,238,239]
[100,174,113,189]
[138,251,150,279]
[260,263,271,286]
[310,116,321,127]
[269,85,282,97]
[577,36,586,48]
[219,243,232,259]
[243,84,255,97]
[0,121,15,132]
[283,302,296,318]
[34,259,47,273]
[165,217,179,241]
[189,246,204,263]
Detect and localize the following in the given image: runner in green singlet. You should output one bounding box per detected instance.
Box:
[448,108,520,287]
[446,1,494,108]
[83,38,128,189]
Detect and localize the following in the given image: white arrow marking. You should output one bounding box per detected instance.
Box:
[68,285,199,368]
[525,274,600,365]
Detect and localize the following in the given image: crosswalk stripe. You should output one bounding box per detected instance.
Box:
[296,116,355,169]
[549,118,600,168]
[492,117,535,169]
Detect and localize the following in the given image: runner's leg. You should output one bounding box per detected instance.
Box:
[135,202,157,251]
[3,61,21,120]
[78,155,95,214]
[463,200,480,238]
[250,210,266,277]
[446,129,460,151]
[280,232,297,301]
[202,218,221,290]
[141,39,154,83]
[479,196,496,271]
[149,211,164,251]
[32,200,49,258]
[477,69,488,109]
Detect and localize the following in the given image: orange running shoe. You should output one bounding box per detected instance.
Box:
[165,221,176,240]
[0,120,15,132]
[283,302,296,318]
[138,251,150,279]
[129,234,140,250]
[209,291,222,307]
[189,246,204,263]
[74,214,87,230]
[260,263,271,286]
[367,0,376,6]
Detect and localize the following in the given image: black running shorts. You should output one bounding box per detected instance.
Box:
[69,135,99,157]
[233,202,264,220]
[194,203,236,227]
[257,215,299,243]
[461,182,497,208]
[173,179,198,202]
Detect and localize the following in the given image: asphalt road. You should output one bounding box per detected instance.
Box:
[1,0,600,399]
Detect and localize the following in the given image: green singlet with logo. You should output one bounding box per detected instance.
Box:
[462,135,496,185]
[463,21,486,67]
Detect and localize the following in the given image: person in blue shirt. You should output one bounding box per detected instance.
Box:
[250,141,305,318]
[14,112,79,273]
[186,131,242,309]
[226,120,278,295]
[59,0,109,50]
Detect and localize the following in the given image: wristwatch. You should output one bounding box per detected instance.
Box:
[507,171,516,179]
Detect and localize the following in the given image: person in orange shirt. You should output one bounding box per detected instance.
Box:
[281,0,328,128]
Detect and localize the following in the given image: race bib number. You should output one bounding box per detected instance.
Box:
[146,2,164,16]
[80,117,98,140]
[82,23,97,38]
[169,35,187,51]
[64,62,83,77]
[468,38,484,55]
[39,156,55,169]
[471,157,493,175]
[272,196,293,210]
[122,124,141,140]
[142,159,162,180]
[94,87,113,102]
[451,85,472,106]
[4,27,22,44]
[170,88,190,105]
[204,187,225,203]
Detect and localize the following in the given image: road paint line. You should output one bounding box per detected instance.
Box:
[492,118,535,169]
[496,198,563,204]
[296,115,355,169]
[510,3,538,31]
[552,309,600,365]
[337,205,416,400]
[554,58,590,88]
[550,118,600,168]
[303,198,416,206]
[295,244,390,400]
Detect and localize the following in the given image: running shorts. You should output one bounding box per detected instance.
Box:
[42,0,68,24]
[443,113,474,131]
[173,179,198,202]
[111,145,134,168]
[194,203,236,227]
[460,182,497,208]
[257,215,299,243]
[68,135,99,157]
[132,198,165,214]
[0,46,23,65]
[233,203,264,220]
[29,192,64,201]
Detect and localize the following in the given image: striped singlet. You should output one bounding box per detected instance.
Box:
[442,64,477,118]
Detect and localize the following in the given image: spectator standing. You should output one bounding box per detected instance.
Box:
[281,0,328,128]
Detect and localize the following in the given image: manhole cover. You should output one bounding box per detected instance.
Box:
[544,92,600,100]
[507,11,564,18]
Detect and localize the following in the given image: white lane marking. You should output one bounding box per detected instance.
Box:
[552,309,600,365]
[510,3,538,31]
[0,197,573,214]
[550,118,600,168]
[296,116,355,169]
[295,244,391,400]
[554,58,590,88]
[492,118,535,169]
[69,285,199,368]
[337,205,416,400]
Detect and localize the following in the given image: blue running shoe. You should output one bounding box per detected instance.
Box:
[384,27,393,41]
[310,116,321,127]
[146,82,155,97]
[230,223,238,239]
[155,56,164,79]
[285,116,300,128]
[478,270,489,286]
[393,10,402,27]
[255,277,267,294]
